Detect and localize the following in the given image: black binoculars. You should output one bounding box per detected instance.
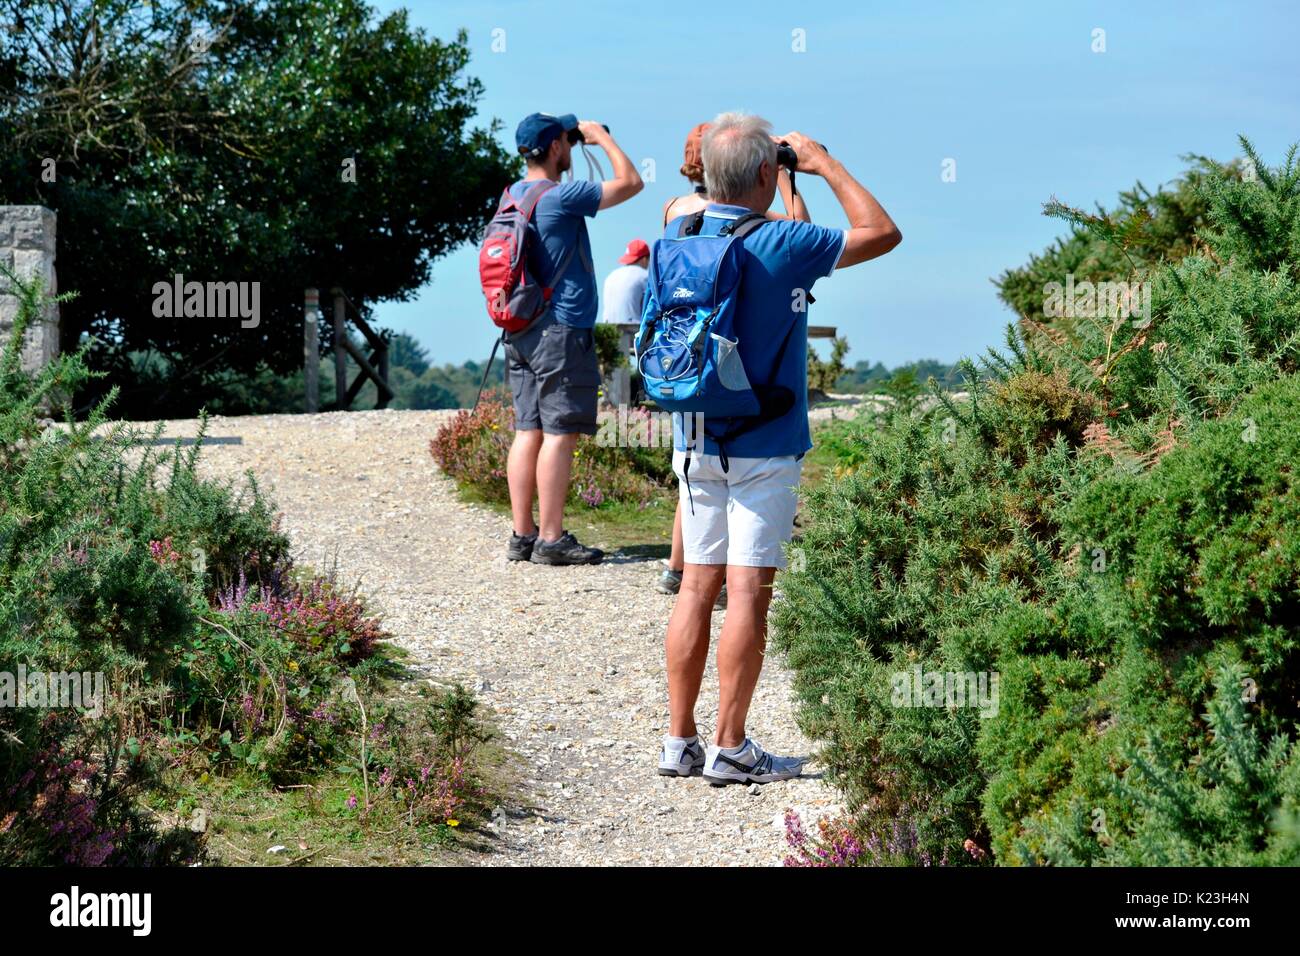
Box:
[776,139,829,171]
[567,124,609,145]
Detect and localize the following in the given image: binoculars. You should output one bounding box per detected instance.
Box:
[776,139,829,171]
[567,124,609,145]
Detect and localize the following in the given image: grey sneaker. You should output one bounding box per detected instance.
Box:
[656,567,727,608]
[703,737,805,786]
[656,568,683,594]
[530,531,604,566]
[507,529,538,562]
[657,735,705,777]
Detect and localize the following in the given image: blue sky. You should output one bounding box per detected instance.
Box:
[368,0,1299,369]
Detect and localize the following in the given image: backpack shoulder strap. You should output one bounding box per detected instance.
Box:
[676,209,766,240]
[518,179,559,220]
[547,241,579,290]
[677,211,706,238]
[723,212,768,239]
[513,180,571,290]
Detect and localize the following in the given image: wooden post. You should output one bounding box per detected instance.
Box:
[377,338,391,410]
[303,288,319,413]
[614,324,636,407]
[332,289,348,410]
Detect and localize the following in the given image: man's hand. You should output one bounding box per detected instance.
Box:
[578,120,611,148]
[775,131,831,176]
[777,138,901,268]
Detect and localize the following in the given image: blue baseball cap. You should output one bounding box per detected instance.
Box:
[515,112,578,157]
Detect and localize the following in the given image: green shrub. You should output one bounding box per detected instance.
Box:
[0,267,433,864]
[429,398,670,509]
[593,323,628,379]
[808,336,850,395]
[776,139,1300,866]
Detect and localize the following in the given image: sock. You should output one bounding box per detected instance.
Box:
[720,740,749,755]
[665,734,698,745]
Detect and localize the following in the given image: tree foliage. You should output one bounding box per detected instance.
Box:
[0,0,516,417]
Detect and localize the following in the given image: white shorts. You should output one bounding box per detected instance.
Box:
[673,450,802,569]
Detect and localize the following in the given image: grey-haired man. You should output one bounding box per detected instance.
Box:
[657,112,901,784]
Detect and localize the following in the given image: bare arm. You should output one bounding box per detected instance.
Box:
[769,167,811,222]
[780,132,900,267]
[580,121,644,211]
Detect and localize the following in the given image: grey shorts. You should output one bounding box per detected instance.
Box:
[504,317,601,435]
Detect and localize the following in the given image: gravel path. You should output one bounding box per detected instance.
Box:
[151,409,841,866]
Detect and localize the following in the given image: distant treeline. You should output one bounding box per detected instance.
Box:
[144,332,968,416]
[834,359,967,393]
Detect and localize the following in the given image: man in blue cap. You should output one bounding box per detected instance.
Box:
[504,112,643,566]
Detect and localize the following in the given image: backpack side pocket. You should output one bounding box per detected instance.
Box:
[711,333,753,392]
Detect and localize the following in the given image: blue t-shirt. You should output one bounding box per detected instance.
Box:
[671,203,846,459]
[508,179,601,329]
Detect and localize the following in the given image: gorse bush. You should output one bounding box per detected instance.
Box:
[0,268,485,864]
[775,139,1300,866]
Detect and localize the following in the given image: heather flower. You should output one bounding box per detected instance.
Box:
[148,537,182,565]
[783,810,866,867]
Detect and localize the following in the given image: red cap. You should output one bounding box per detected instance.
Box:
[618,238,650,264]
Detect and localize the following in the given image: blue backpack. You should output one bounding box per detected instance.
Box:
[634,211,798,471]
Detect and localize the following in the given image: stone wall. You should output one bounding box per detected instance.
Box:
[0,206,59,374]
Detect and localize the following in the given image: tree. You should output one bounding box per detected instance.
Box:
[0,0,516,417]
[388,332,432,377]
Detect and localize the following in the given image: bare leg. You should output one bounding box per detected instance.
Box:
[715,565,776,748]
[665,563,726,738]
[506,429,542,536]
[537,432,580,541]
[668,501,684,572]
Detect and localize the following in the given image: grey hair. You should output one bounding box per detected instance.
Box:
[702,112,777,203]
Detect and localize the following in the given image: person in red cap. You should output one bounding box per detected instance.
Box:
[599,238,650,324]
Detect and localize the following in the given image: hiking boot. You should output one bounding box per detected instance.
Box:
[702,737,805,786]
[657,734,705,777]
[656,568,683,594]
[530,531,604,566]
[507,529,538,562]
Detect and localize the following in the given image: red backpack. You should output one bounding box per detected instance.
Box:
[478,180,577,336]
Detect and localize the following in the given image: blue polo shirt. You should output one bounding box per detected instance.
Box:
[508,179,601,329]
[672,203,846,459]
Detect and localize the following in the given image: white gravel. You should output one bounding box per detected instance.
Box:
[149,408,842,866]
